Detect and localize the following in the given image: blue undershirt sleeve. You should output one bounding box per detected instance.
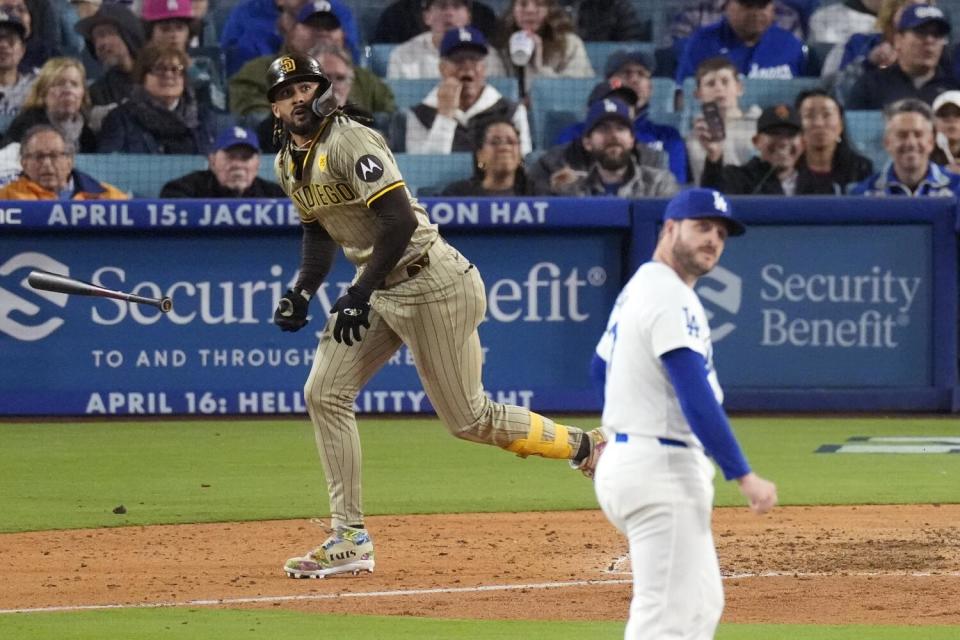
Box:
[661,347,751,481]
[590,352,607,402]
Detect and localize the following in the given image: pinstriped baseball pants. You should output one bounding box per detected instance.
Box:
[303,239,588,527]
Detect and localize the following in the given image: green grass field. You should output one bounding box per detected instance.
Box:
[1,415,958,638]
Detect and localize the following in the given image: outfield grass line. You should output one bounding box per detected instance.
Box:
[0,578,633,615]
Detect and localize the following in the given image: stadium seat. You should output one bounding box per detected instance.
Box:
[75,154,209,198]
[395,152,474,195]
[363,43,394,77]
[844,110,887,171]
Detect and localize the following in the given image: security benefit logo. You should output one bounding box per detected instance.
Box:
[695,265,742,342]
[758,264,921,348]
[0,252,69,341]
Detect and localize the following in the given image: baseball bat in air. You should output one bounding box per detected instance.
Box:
[27,270,173,313]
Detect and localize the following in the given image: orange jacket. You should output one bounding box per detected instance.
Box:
[0,171,129,200]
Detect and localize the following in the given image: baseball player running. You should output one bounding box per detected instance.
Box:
[592,189,777,639]
[266,54,604,579]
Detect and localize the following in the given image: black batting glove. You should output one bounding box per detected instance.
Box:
[274,288,310,332]
[330,286,371,346]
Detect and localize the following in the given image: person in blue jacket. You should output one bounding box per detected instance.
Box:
[850,98,960,197]
[554,49,689,184]
[219,0,360,77]
[675,0,808,84]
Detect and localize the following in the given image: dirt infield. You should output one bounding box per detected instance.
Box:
[2,505,958,624]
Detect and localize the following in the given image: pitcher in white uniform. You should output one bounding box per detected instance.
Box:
[592,188,777,640]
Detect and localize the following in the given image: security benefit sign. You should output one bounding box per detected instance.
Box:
[697,225,931,387]
[0,233,618,416]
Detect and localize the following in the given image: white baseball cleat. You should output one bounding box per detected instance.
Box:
[284,526,375,579]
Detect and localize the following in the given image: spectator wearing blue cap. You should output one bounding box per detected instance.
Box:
[406,26,531,155]
[160,126,286,198]
[845,5,958,110]
[218,0,360,77]
[850,98,960,197]
[554,48,688,184]
[550,97,679,198]
[388,0,505,79]
[675,0,808,86]
[229,5,393,129]
[527,80,671,194]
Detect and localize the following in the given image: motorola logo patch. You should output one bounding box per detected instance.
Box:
[354,155,384,182]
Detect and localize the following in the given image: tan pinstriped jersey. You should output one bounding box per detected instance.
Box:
[274,113,438,269]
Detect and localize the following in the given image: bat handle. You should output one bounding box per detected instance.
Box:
[278,298,293,317]
[159,297,173,313]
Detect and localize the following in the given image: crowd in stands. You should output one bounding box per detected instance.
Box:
[0,0,957,200]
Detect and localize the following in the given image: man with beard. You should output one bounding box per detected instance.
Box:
[551,96,679,197]
[405,26,529,154]
[160,126,286,198]
[591,187,777,640]
[701,103,804,194]
[266,53,605,579]
[850,98,960,196]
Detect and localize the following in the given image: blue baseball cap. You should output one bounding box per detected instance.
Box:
[584,97,634,134]
[215,126,260,152]
[440,26,488,58]
[297,0,347,28]
[897,4,950,35]
[663,188,745,236]
[604,48,655,79]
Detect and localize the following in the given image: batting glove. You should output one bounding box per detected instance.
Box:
[274,288,310,332]
[330,286,371,346]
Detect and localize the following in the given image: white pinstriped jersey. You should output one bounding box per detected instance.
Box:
[597,261,723,446]
[274,114,439,270]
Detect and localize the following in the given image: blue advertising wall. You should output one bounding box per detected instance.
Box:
[632,197,958,412]
[0,196,957,415]
[0,198,627,416]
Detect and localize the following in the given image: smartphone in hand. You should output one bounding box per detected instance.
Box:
[702,101,725,142]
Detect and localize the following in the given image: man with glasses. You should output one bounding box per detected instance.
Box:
[406,26,529,154]
[0,124,128,199]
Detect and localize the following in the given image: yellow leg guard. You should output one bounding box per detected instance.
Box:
[506,413,572,459]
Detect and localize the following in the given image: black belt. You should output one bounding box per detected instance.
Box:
[614,433,688,448]
[381,249,431,289]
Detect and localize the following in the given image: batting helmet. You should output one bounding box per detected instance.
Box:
[266,54,330,103]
